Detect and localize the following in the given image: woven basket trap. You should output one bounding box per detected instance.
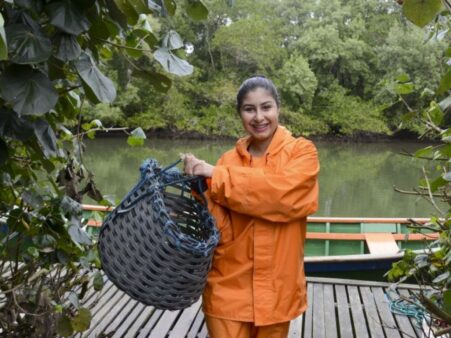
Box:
[99,159,219,310]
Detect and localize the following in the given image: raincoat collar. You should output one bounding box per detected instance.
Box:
[236,125,293,160]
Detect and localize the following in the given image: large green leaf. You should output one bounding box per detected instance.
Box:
[113,0,139,24]
[133,15,158,47]
[104,0,128,29]
[56,315,74,337]
[5,23,51,64]
[128,0,153,14]
[0,108,34,141]
[0,13,7,61]
[403,0,442,28]
[33,119,59,158]
[186,0,208,21]
[88,19,111,40]
[68,217,92,246]
[437,68,451,95]
[131,28,158,48]
[0,65,58,116]
[394,82,414,95]
[127,127,146,146]
[444,290,451,316]
[154,48,193,76]
[162,30,184,50]
[55,33,82,62]
[47,0,91,35]
[71,308,91,332]
[74,52,117,103]
[164,0,177,16]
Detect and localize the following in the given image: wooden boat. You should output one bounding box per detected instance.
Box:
[82,205,438,273]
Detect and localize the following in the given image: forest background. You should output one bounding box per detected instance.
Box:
[86,0,448,139]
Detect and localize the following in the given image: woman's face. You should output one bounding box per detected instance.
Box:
[239,87,280,146]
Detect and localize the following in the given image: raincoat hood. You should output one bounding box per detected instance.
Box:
[235,125,294,160]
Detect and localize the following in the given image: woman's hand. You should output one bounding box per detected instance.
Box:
[181,153,214,177]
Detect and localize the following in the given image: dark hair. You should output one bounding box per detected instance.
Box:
[236,76,280,113]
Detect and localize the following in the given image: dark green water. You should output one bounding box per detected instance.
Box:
[84,137,440,218]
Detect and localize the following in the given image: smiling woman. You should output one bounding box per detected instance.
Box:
[238,78,281,157]
[182,76,320,338]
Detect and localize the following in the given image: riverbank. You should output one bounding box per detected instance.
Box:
[93,127,435,143]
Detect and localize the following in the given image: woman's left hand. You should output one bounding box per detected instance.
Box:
[181,153,214,177]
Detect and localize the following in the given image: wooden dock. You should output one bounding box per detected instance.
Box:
[73,276,431,338]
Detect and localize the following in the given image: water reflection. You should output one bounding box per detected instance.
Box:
[84,138,439,217]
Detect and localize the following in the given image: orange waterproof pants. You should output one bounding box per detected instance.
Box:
[205,315,290,338]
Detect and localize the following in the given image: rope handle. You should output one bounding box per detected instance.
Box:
[113,158,209,218]
[160,158,209,206]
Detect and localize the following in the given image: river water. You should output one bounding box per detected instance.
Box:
[84,137,441,218]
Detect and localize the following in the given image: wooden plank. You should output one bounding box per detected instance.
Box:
[85,291,132,337]
[398,289,422,338]
[147,309,181,338]
[88,287,123,315]
[111,303,150,338]
[168,299,202,338]
[313,283,325,338]
[348,286,369,338]
[302,282,314,338]
[335,285,353,338]
[81,280,115,309]
[372,287,402,338]
[360,286,384,338]
[197,321,209,338]
[323,284,337,338]
[288,314,303,338]
[136,309,164,338]
[365,233,399,255]
[384,288,417,338]
[306,276,424,289]
[85,289,125,335]
[81,205,431,224]
[95,299,140,337]
[186,308,205,338]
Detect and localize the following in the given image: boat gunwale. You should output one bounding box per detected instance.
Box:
[81,204,432,225]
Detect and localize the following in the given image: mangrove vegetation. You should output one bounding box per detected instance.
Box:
[85,0,447,139]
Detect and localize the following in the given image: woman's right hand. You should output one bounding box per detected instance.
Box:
[181,153,214,177]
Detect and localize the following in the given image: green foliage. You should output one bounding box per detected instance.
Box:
[386,1,451,334]
[0,0,206,335]
[211,17,286,73]
[79,0,446,138]
[276,54,318,112]
[280,110,329,137]
[127,127,146,146]
[403,0,443,28]
[316,84,389,136]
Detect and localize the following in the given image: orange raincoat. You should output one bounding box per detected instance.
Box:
[203,126,319,326]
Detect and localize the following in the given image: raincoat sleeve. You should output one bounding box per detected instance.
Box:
[202,158,233,244]
[210,139,319,223]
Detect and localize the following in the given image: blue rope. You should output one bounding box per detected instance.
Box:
[386,291,427,327]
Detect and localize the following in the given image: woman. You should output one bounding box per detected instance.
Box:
[183,76,319,338]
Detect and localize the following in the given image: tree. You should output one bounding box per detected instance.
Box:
[386,1,450,336]
[211,17,286,74]
[276,54,318,112]
[0,0,209,335]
